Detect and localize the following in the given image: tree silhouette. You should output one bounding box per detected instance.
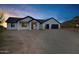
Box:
[0,12,5,26]
[0,12,5,20]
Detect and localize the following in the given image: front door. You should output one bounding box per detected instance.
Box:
[31,20,37,30]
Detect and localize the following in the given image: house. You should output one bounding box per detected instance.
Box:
[6,16,60,30]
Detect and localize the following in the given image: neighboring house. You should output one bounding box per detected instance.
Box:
[6,16,60,30]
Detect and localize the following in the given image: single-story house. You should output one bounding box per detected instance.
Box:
[6,16,60,30]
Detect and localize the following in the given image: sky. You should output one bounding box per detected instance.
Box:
[0,4,79,23]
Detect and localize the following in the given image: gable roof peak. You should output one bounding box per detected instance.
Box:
[46,17,60,24]
[48,17,56,19]
[24,16,35,19]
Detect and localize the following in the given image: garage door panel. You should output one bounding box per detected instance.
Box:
[51,24,58,29]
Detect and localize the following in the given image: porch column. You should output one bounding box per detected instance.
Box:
[17,22,20,31]
[29,22,31,30]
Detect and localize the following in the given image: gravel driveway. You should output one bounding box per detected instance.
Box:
[1,29,79,54]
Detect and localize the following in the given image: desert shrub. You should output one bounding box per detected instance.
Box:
[0,26,5,47]
[0,32,4,43]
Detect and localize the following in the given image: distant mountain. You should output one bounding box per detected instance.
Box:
[61,16,79,28]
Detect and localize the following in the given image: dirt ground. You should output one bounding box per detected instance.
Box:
[0,29,79,54]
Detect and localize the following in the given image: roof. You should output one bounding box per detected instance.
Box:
[24,16,35,20]
[46,17,61,24]
[6,17,23,23]
[36,20,46,24]
[28,19,46,24]
[6,16,60,24]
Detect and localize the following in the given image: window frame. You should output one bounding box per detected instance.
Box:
[20,21,28,27]
[11,23,15,27]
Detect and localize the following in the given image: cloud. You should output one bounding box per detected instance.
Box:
[0,5,50,18]
[0,5,59,20]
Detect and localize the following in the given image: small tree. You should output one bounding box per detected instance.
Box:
[0,12,5,20]
[0,12,5,26]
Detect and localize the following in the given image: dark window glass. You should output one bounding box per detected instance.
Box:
[51,24,58,29]
[11,23,15,27]
[20,22,27,27]
[45,24,49,29]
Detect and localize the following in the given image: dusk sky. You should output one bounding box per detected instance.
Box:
[0,4,79,23]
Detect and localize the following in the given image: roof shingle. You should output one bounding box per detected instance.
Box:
[6,17,23,23]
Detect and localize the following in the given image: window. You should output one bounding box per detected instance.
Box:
[20,21,27,27]
[11,23,15,27]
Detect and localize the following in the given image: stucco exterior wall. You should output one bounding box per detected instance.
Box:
[20,17,32,22]
[16,22,30,30]
[7,23,17,30]
[42,19,60,29]
[16,17,33,30]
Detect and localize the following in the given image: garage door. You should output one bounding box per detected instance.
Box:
[51,24,59,29]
